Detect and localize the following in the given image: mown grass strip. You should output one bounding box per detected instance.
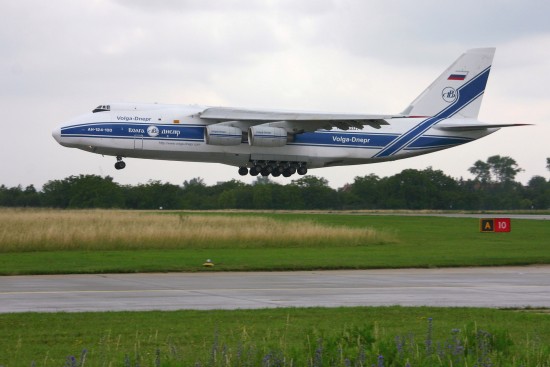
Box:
[1,307,548,367]
[1,244,549,276]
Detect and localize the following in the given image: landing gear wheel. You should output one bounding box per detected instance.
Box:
[271,171,281,177]
[297,166,307,175]
[282,169,292,177]
[115,156,126,170]
[238,167,248,176]
[249,167,260,176]
[114,161,126,170]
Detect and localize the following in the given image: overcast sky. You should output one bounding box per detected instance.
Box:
[2,0,549,189]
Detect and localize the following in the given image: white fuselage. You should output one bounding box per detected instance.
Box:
[53,49,521,177]
[52,103,495,170]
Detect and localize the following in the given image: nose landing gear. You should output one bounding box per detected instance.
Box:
[114,156,126,170]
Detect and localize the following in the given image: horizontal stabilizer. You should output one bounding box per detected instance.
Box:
[435,123,532,131]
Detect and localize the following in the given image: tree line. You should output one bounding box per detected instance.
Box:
[2,156,550,210]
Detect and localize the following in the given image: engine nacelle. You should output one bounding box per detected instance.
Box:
[248,126,287,147]
[205,125,242,146]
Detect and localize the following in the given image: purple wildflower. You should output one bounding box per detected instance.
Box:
[377,354,384,367]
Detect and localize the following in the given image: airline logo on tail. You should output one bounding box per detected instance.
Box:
[441,87,457,103]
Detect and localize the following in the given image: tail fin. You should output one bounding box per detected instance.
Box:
[401,48,496,119]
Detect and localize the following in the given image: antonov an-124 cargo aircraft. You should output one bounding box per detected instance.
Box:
[53,48,528,177]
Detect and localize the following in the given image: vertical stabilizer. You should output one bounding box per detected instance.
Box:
[401,48,495,119]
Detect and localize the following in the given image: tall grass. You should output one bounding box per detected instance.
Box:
[0,209,395,252]
[2,312,549,367]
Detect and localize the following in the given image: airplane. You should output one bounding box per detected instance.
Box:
[52,48,529,177]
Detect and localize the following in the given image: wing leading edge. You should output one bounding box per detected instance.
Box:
[199,107,398,131]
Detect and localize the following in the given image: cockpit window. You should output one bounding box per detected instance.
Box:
[92,105,111,113]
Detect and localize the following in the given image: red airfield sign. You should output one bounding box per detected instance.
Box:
[480,218,511,232]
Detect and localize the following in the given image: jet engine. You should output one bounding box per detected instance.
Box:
[248,126,287,147]
[204,125,242,146]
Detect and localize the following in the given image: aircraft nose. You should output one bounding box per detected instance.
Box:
[52,126,61,143]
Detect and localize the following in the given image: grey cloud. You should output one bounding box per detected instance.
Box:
[111,0,335,14]
[1,0,287,102]
[305,1,550,66]
[111,0,267,13]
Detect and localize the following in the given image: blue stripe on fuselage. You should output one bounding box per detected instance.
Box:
[61,123,204,141]
[292,131,398,148]
[60,123,474,152]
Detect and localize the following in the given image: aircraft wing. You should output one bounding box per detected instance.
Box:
[199,107,398,131]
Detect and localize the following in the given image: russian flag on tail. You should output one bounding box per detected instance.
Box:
[448,71,468,81]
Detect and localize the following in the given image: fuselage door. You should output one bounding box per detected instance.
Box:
[134,135,143,149]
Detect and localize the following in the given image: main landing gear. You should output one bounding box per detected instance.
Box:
[238,161,308,177]
[114,156,126,170]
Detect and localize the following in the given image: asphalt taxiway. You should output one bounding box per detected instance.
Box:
[1,266,549,313]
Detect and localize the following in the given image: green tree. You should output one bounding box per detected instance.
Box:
[381,170,429,209]
[272,184,304,209]
[252,183,273,209]
[43,175,123,208]
[181,177,209,209]
[344,174,381,209]
[379,168,459,209]
[468,160,491,183]
[21,185,41,206]
[291,176,339,209]
[126,180,182,209]
[213,180,246,209]
[469,155,522,183]
[67,175,124,208]
[218,190,237,208]
[234,186,254,209]
[253,176,272,186]
[456,178,484,210]
[42,179,72,207]
[0,185,24,206]
[211,180,245,195]
[0,185,7,206]
[526,176,550,209]
[487,155,522,183]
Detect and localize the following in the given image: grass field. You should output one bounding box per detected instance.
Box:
[0,209,549,275]
[1,209,549,366]
[1,307,549,366]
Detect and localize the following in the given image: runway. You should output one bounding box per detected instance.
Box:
[1,266,549,313]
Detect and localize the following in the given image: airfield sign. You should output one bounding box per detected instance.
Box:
[480,218,511,232]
